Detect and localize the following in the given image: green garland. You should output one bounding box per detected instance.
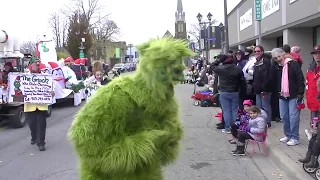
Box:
[70,81,85,93]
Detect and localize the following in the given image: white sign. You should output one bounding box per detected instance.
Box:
[261,0,280,19]
[290,0,298,3]
[239,8,253,31]
[8,73,53,104]
[200,39,205,50]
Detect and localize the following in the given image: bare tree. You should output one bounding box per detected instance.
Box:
[188,24,201,42]
[94,18,120,41]
[62,0,108,28]
[48,12,62,48]
[20,41,37,55]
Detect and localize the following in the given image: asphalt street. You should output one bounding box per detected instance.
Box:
[0,79,290,180]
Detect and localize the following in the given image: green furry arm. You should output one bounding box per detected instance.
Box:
[68,85,167,174]
[158,99,183,165]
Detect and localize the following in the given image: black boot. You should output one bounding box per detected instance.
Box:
[216,122,223,126]
[231,146,239,154]
[233,142,246,156]
[305,155,318,168]
[298,151,312,163]
[216,124,224,129]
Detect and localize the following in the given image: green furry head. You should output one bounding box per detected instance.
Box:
[134,38,194,99]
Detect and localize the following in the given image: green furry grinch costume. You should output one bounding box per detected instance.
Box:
[68,38,194,180]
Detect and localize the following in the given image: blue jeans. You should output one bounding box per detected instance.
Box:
[219,92,239,131]
[279,98,301,141]
[256,93,272,125]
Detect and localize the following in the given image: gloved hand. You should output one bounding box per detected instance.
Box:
[245,126,251,133]
[213,60,221,66]
[297,94,304,100]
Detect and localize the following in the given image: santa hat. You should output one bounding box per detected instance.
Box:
[40,63,47,70]
[80,58,86,65]
[74,59,81,65]
[48,62,59,70]
[65,56,73,63]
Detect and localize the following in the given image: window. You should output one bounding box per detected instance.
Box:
[178,24,184,32]
[276,36,283,48]
[211,26,215,33]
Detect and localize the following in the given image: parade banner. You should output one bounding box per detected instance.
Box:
[8,73,53,104]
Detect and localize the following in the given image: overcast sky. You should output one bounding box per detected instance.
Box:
[1,0,241,45]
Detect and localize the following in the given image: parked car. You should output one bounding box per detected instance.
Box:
[112,63,125,72]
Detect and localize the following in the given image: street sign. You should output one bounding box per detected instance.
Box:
[208,38,216,41]
[79,52,84,58]
[115,48,120,58]
[200,39,205,50]
[255,0,262,21]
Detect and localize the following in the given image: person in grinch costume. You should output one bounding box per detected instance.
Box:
[68,38,193,180]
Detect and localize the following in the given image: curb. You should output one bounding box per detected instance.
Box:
[266,134,314,180]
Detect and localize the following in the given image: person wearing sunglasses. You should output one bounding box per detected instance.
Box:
[252,45,273,128]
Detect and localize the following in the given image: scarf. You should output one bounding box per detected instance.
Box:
[281,58,292,97]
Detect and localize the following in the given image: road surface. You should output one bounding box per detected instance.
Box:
[0,81,289,180]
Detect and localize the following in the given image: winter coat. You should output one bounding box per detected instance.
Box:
[247,110,267,142]
[275,60,305,99]
[212,63,245,92]
[306,61,320,111]
[242,56,255,81]
[253,55,273,93]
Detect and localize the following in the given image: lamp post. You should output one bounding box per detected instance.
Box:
[76,30,87,59]
[219,23,224,53]
[197,12,212,64]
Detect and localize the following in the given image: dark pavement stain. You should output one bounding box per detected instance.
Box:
[186,147,194,150]
[190,162,212,169]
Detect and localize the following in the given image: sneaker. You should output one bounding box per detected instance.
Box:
[38,144,46,151]
[287,139,299,146]
[30,140,36,145]
[280,137,289,143]
[222,129,231,134]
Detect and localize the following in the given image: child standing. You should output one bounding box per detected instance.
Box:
[231,106,267,156]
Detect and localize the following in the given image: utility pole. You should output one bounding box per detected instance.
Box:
[128,44,133,63]
[223,0,229,53]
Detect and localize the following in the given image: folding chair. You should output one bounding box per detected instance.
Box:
[245,124,268,157]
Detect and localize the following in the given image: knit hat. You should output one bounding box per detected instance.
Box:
[243,100,253,106]
[311,45,320,54]
[29,57,40,65]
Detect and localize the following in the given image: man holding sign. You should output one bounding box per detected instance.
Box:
[24,57,55,151]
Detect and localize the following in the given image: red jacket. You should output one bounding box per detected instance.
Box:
[306,62,320,111]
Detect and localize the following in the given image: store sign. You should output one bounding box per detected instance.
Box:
[290,0,298,3]
[261,0,280,19]
[240,8,253,31]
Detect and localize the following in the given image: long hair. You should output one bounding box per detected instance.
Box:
[92,61,103,74]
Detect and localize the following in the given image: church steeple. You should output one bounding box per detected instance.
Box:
[177,0,183,13]
[175,0,185,22]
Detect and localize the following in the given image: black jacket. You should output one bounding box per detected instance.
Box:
[212,62,244,92]
[253,55,273,94]
[275,60,305,99]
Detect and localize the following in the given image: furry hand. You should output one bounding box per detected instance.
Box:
[245,126,251,133]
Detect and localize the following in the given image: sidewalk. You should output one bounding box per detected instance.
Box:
[267,109,315,180]
[212,107,315,180]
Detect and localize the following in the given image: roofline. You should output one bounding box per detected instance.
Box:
[227,0,246,18]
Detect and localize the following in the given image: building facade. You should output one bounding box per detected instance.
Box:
[227,0,320,73]
[175,0,187,40]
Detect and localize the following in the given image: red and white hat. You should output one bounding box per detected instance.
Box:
[48,62,59,70]
[74,59,81,65]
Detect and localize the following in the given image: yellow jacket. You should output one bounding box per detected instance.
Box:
[24,103,48,112]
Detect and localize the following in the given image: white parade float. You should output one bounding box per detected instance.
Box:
[36,34,86,107]
[0,29,32,128]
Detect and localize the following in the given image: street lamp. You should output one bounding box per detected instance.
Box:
[219,23,224,53]
[76,30,87,59]
[196,12,213,64]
